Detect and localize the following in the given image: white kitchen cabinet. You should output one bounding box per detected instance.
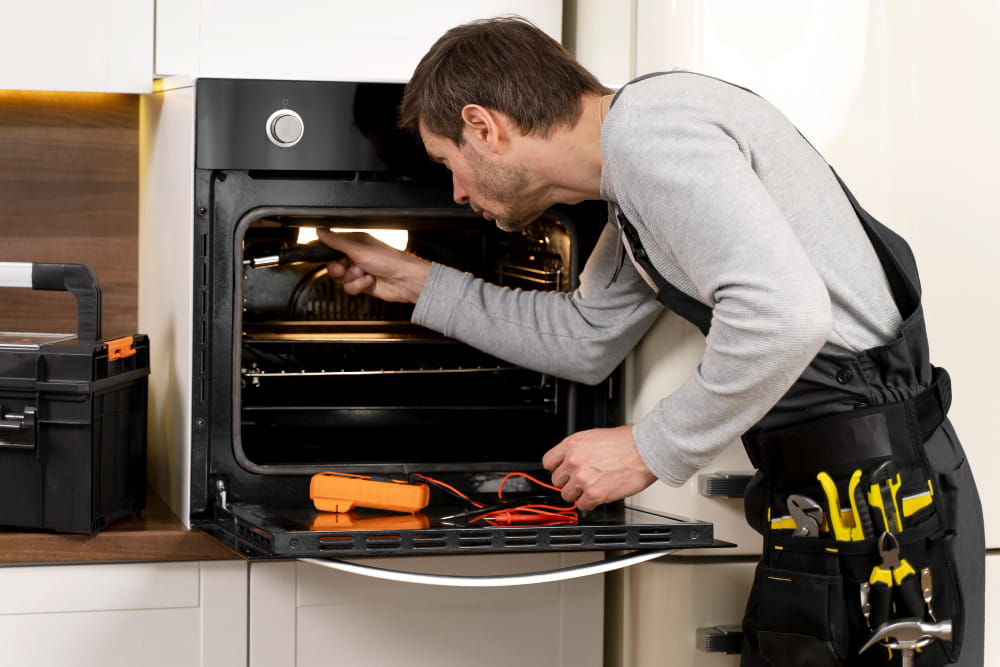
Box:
[154,0,562,82]
[574,0,1000,552]
[608,558,755,667]
[0,560,247,666]
[987,554,1000,664]
[0,0,153,93]
[562,0,635,89]
[249,554,604,667]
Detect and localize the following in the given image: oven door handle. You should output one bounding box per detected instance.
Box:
[298,549,675,587]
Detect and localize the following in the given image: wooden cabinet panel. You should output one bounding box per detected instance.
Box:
[0,90,138,338]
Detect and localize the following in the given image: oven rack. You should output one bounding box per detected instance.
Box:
[241,364,521,379]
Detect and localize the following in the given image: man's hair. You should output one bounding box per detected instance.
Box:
[399,16,611,144]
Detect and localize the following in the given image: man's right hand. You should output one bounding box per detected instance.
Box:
[316,228,432,304]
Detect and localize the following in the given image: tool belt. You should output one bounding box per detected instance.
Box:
[740,367,964,666]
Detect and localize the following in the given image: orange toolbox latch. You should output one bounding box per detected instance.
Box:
[104,336,137,361]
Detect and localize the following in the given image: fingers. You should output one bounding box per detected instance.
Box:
[544,437,594,507]
[316,229,377,295]
[541,426,658,511]
[324,257,375,296]
[541,442,565,473]
[339,268,375,295]
[325,258,348,278]
[316,228,373,253]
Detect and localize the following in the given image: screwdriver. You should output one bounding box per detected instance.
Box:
[243,241,346,269]
[848,468,874,540]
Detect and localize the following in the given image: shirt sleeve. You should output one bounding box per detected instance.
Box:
[413,221,664,385]
[605,94,833,486]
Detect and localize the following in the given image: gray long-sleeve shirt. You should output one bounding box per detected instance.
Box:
[413,72,901,486]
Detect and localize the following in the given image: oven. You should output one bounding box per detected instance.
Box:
[140,77,714,564]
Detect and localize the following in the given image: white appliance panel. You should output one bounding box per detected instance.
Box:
[138,80,195,524]
[626,311,760,555]
[613,0,1000,551]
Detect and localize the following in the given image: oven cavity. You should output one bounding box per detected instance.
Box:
[234,214,577,473]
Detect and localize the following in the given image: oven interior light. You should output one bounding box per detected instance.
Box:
[296,227,409,251]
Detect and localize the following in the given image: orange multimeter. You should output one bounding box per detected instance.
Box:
[309,472,430,514]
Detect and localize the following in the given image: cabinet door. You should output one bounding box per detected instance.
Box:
[607,558,755,667]
[154,0,562,81]
[0,560,247,667]
[250,554,603,667]
[987,554,1000,665]
[0,0,153,93]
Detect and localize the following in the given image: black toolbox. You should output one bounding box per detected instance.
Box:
[0,262,149,534]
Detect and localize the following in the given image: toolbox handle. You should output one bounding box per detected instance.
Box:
[0,262,102,342]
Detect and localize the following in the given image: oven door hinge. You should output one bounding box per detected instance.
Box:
[214,478,229,511]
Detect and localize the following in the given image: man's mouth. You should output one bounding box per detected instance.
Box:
[471,204,493,221]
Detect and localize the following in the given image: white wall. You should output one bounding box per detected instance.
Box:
[568,4,1000,665]
[571,0,1000,549]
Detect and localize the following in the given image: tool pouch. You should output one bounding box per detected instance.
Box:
[741,368,964,666]
[745,519,963,665]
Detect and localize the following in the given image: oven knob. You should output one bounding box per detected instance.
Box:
[265,109,304,148]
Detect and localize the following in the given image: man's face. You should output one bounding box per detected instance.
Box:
[420,125,546,233]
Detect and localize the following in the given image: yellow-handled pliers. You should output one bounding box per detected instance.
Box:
[869,531,923,628]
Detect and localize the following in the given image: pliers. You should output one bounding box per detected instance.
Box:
[868,531,924,628]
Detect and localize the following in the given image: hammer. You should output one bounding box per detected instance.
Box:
[858,617,952,667]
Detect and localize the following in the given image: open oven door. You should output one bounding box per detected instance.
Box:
[196,490,725,585]
[197,491,719,560]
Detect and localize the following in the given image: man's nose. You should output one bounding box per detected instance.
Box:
[452,174,470,205]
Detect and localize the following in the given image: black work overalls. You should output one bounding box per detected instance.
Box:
[611,76,984,667]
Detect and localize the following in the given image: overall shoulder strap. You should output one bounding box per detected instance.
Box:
[608,71,923,324]
[617,212,713,335]
[609,72,715,334]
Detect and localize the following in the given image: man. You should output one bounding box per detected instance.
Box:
[318,16,983,666]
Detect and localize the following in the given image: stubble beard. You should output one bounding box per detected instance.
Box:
[466,148,544,233]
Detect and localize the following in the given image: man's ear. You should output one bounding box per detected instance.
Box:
[460,104,507,154]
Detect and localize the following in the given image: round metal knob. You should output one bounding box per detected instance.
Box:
[265,109,304,147]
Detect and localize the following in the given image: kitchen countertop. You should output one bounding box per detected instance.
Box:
[0,489,240,564]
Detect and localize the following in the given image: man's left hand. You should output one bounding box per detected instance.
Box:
[542,425,657,511]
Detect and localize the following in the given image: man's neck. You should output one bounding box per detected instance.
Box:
[520,93,606,205]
